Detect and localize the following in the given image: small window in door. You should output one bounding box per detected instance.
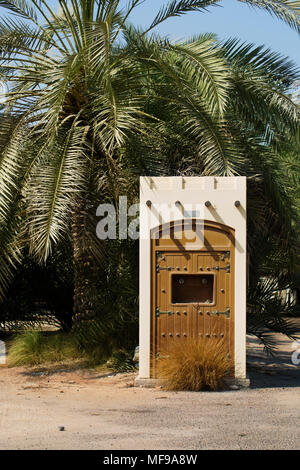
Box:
[172,274,214,304]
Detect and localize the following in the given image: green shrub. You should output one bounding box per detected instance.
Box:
[106,349,136,373]
[7,330,85,366]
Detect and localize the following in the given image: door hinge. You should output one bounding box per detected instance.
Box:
[212,308,230,318]
[212,264,230,273]
[221,251,230,261]
[156,251,165,262]
[156,265,174,273]
[155,308,174,317]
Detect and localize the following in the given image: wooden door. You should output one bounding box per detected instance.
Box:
[151,222,235,377]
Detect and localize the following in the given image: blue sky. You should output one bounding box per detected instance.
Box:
[2,0,299,66]
[125,0,300,67]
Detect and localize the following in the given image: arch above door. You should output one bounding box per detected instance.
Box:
[151,219,235,252]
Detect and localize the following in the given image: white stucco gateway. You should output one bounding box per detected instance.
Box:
[136,176,248,387]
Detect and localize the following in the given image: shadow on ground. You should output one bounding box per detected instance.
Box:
[246,331,300,389]
[248,367,300,389]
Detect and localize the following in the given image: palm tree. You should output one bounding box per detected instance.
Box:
[122,34,300,346]
[0,0,299,322]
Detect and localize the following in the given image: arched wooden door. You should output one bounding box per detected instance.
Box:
[151,220,235,377]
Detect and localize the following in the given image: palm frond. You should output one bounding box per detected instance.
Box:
[247,276,300,354]
[177,97,242,175]
[239,0,300,33]
[0,0,38,21]
[171,35,229,116]
[219,39,300,137]
[146,0,218,33]
[221,38,299,83]
[0,115,26,220]
[27,123,87,261]
[0,186,25,301]
[146,0,300,33]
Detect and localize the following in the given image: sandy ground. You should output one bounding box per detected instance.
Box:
[0,330,299,450]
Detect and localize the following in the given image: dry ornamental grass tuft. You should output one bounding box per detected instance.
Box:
[156,337,233,391]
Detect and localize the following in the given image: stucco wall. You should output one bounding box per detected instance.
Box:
[138,176,247,380]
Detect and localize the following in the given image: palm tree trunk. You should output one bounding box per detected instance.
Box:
[71,199,94,322]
